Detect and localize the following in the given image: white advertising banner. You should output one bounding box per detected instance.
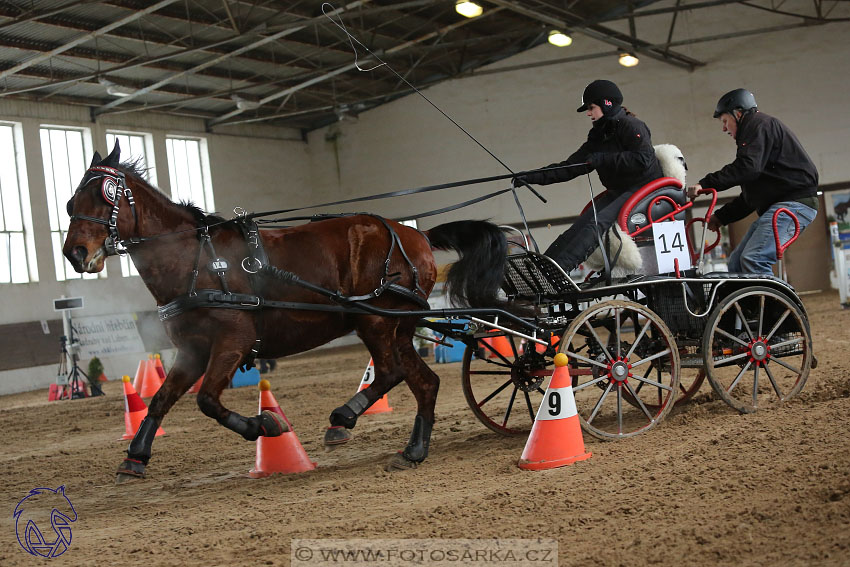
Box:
[73,313,146,358]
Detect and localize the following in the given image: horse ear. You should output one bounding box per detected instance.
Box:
[103,139,121,166]
[89,151,102,167]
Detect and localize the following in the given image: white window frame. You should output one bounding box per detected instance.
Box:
[165,136,215,213]
[0,121,38,283]
[106,130,157,277]
[40,125,102,281]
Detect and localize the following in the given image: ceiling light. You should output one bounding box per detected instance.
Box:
[455,1,483,18]
[97,76,137,97]
[231,94,260,110]
[548,30,572,47]
[619,53,639,67]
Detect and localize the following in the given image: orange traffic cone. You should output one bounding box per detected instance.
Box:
[518,353,591,470]
[98,372,108,382]
[249,379,316,477]
[188,374,204,394]
[153,354,167,382]
[356,358,392,415]
[120,376,165,440]
[484,335,514,359]
[135,358,162,398]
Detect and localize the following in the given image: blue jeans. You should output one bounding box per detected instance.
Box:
[727,201,817,274]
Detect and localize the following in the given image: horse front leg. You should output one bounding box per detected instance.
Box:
[195,349,289,442]
[116,349,203,483]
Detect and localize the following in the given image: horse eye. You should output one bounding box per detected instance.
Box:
[66,197,74,216]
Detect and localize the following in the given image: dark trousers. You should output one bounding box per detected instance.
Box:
[544,190,634,273]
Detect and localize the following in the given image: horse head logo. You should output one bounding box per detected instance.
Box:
[13,486,78,558]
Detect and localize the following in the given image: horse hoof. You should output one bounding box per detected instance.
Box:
[115,458,146,483]
[384,451,419,472]
[259,410,289,437]
[115,472,143,484]
[323,425,351,450]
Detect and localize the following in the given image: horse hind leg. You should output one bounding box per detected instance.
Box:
[324,320,407,450]
[385,340,439,472]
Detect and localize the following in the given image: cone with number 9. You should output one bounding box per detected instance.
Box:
[518,353,591,470]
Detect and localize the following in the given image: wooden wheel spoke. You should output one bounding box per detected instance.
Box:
[573,375,610,392]
[501,387,519,427]
[624,379,655,422]
[734,302,755,341]
[727,360,752,394]
[583,320,613,362]
[765,309,791,342]
[630,373,673,392]
[713,351,750,367]
[478,378,515,407]
[769,356,802,375]
[763,363,785,399]
[587,381,614,425]
[564,350,609,370]
[716,327,749,347]
[630,348,672,369]
[626,320,652,358]
[524,390,535,422]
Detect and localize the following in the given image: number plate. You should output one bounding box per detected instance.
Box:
[653,219,692,273]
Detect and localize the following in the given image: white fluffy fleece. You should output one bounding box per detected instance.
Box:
[583,144,687,276]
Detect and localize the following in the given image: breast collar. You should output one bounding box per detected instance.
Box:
[69,165,138,256]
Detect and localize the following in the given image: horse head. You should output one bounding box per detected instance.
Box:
[63,140,137,273]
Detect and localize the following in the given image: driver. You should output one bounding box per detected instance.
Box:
[513,79,662,273]
[688,88,819,274]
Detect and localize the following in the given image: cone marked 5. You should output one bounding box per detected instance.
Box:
[518,353,591,471]
[357,358,393,415]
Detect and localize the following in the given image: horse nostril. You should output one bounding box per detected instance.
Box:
[71,246,88,265]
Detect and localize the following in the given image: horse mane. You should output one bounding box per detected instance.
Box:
[112,159,227,226]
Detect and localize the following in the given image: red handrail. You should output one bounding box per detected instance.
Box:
[685,187,720,263]
[773,207,800,259]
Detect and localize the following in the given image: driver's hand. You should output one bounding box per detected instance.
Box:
[687,183,703,200]
[707,214,722,232]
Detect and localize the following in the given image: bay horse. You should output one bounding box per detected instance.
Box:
[63,141,508,482]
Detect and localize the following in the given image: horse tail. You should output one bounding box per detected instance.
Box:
[425,220,507,308]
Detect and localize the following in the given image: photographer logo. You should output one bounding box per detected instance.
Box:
[13,486,77,558]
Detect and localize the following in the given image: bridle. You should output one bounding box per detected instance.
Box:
[69,165,138,256]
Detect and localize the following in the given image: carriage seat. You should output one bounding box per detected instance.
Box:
[617,177,691,240]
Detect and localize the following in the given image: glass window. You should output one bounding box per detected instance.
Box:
[106,130,156,277]
[40,125,102,281]
[0,122,38,283]
[165,136,215,212]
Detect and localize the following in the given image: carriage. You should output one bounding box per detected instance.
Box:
[435,177,813,440]
[63,141,813,479]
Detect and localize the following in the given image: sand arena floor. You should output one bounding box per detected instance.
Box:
[1,290,849,566]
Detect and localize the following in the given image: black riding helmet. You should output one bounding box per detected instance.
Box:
[577,79,623,112]
[713,88,757,118]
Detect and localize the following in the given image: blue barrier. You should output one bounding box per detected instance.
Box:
[231,366,261,388]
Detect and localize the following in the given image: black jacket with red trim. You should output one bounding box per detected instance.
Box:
[699,111,819,224]
[519,107,662,195]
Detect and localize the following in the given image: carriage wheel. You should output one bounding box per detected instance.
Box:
[461,335,551,436]
[560,299,680,439]
[702,286,812,414]
[626,367,706,411]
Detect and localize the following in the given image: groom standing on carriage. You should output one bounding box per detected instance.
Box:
[512,79,663,273]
